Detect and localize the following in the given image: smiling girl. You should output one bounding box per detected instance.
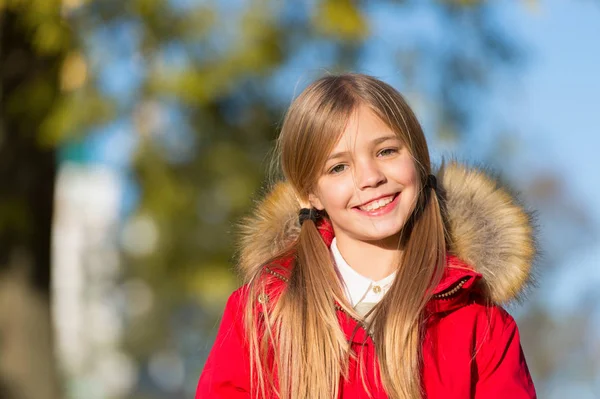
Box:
[196,73,537,398]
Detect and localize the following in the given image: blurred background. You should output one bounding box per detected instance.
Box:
[0,0,599,398]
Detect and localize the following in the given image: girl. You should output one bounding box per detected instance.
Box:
[196,73,537,398]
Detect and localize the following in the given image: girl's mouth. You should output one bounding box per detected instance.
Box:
[354,193,400,216]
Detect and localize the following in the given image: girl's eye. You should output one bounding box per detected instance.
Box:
[329,164,348,174]
[378,148,398,157]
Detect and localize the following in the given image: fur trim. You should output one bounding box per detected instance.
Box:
[439,162,536,304]
[237,182,300,279]
[237,162,536,304]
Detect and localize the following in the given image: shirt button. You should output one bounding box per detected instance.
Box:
[372,285,382,294]
[257,293,269,304]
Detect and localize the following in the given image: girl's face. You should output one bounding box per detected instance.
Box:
[309,104,419,248]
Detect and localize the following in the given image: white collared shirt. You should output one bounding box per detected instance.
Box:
[330,237,396,308]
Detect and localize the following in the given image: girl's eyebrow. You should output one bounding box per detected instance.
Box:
[326,151,349,162]
[372,135,399,145]
[325,135,399,162]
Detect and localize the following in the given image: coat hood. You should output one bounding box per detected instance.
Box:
[237,161,536,305]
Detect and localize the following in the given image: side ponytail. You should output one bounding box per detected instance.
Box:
[277,218,350,399]
[244,209,355,399]
[369,176,446,399]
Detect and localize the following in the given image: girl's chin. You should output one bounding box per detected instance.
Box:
[354,227,404,244]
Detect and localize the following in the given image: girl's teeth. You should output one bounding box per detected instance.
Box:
[359,196,394,211]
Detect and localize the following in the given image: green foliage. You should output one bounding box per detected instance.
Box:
[1,0,115,148]
[313,0,369,40]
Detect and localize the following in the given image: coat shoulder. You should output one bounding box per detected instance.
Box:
[428,296,524,369]
[423,300,535,398]
[432,296,516,333]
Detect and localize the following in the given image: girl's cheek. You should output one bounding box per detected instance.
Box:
[330,182,348,202]
[400,157,418,182]
[328,179,353,209]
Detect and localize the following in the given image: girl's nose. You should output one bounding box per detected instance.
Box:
[356,160,386,189]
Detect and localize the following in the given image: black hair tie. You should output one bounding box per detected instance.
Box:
[299,208,319,226]
[426,174,437,190]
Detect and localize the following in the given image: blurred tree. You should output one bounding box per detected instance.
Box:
[0,1,112,398]
[0,2,66,398]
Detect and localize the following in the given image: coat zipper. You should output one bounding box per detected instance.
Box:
[431,277,470,299]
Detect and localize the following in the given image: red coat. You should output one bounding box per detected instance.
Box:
[196,164,537,398]
[196,258,536,398]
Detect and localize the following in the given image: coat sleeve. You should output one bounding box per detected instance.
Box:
[474,307,537,399]
[196,288,251,399]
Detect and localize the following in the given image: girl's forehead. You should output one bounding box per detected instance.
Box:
[329,106,400,152]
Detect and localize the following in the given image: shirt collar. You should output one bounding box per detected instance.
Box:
[330,237,397,306]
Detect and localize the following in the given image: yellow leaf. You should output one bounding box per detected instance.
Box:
[313,0,368,41]
[189,265,237,309]
[60,51,88,91]
[61,0,86,13]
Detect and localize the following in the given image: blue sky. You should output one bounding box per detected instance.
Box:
[502,0,600,214]
[497,1,600,316]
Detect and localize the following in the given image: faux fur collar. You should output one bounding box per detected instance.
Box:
[237,161,536,304]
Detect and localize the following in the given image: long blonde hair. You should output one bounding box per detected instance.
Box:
[244,73,446,399]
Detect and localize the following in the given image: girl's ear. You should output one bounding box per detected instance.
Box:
[308,192,325,211]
